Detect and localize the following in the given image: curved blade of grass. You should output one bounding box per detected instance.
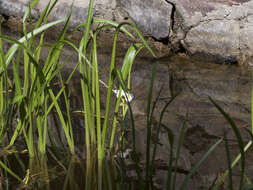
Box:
[7,120,22,148]
[210,97,245,190]
[114,68,144,187]
[172,115,187,190]
[23,0,40,24]
[60,39,91,68]
[145,61,158,188]
[0,160,22,182]
[121,43,143,80]
[94,19,134,39]
[115,22,156,57]
[251,76,253,134]
[0,35,46,99]
[179,138,223,190]
[33,0,59,65]
[160,124,174,190]
[71,19,134,39]
[150,94,178,189]
[211,142,253,189]
[2,19,64,70]
[103,22,156,154]
[109,43,143,149]
[224,133,233,190]
[48,89,75,154]
[43,4,73,79]
[46,60,80,115]
[33,0,55,62]
[22,0,40,38]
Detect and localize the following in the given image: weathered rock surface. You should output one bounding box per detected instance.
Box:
[117,0,173,39]
[176,0,253,64]
[2,0,253,63]
[130,55,252,189]
[118,0,253,64]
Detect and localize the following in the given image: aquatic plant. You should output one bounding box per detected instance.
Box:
[0,0,155,188]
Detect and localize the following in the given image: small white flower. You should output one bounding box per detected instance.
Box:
[113,89,134,102]
[114,148,132,159]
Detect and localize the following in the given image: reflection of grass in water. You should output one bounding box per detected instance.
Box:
[0,0,252,189]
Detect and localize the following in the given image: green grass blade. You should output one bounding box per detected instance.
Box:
[12,50,22,98]
[160,124,174,190]
[251,77,253,134]
[114,68,144,187]
[49,89,74,154]
[79,0,94,189]
[113,22,156,57]
[0,160,22,182]
[150,94,178,189]
[224,133,233,190]
[211,141,252,189]
[2,19,64,69]
[94,19,134,39]
[210,97,245,190]
[7,120,22,148]
[92,33,103,189]
[172,116,187,190]
[71,19,134,39]
[121,43,143,80]
[109,43,143,149]
[43,4,73,80]
[145,61,158,188]
[179,139,223,190]
[1,35,46,87]
[46,61,80,115]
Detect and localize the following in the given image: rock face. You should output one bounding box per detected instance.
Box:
[175,0,253,64]
[129,55,253,189]
[2,0,253,63]
[119,0,253,64]
[117,0,173,39]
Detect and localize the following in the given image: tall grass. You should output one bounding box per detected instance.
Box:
[0,0,156,188]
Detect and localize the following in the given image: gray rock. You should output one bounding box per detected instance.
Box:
[0,0,39,18]
[172,0,253,64]
[3,0,253,64]
[117,0,173,39]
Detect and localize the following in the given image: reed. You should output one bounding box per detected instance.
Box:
[0,0,155,188]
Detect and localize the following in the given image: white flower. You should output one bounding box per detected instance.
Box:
[113,89,134,102]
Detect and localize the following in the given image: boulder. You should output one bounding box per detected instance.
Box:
[2,0,253,64]
[117,0,173,39]
[173,0,253,64]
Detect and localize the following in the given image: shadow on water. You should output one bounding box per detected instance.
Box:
[2,151,132,190]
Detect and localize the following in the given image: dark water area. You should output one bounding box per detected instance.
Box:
[2,152,85,190]
[3,150,142,190]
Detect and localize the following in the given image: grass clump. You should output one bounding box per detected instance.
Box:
[0,0,156,188]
